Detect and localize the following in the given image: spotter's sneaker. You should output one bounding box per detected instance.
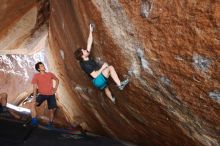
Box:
[46,122,54,129]
[31,118,39,127]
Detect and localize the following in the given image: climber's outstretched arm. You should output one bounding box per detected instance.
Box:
[86,24,94,53]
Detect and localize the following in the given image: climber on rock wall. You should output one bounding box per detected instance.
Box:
[30,62,59,127]
[74,24,129,103]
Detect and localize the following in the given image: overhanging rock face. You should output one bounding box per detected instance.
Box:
[0,0,220,145]
[49,0,220,145]
[0,0,49,55]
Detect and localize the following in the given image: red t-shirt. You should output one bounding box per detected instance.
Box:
[31,72,57,95]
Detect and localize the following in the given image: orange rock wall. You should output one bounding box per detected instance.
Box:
[49,0,220,145]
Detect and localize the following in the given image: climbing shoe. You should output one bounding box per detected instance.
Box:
[118,79,129,90]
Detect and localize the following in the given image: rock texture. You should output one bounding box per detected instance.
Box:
[0,0,68,126]
[0,52,45,104]
[0,0,49,103]
[49,0,220,145]
[1,0,220,146]
[0,0,49,55]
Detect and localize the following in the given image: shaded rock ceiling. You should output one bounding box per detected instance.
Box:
[0,0,220,145]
